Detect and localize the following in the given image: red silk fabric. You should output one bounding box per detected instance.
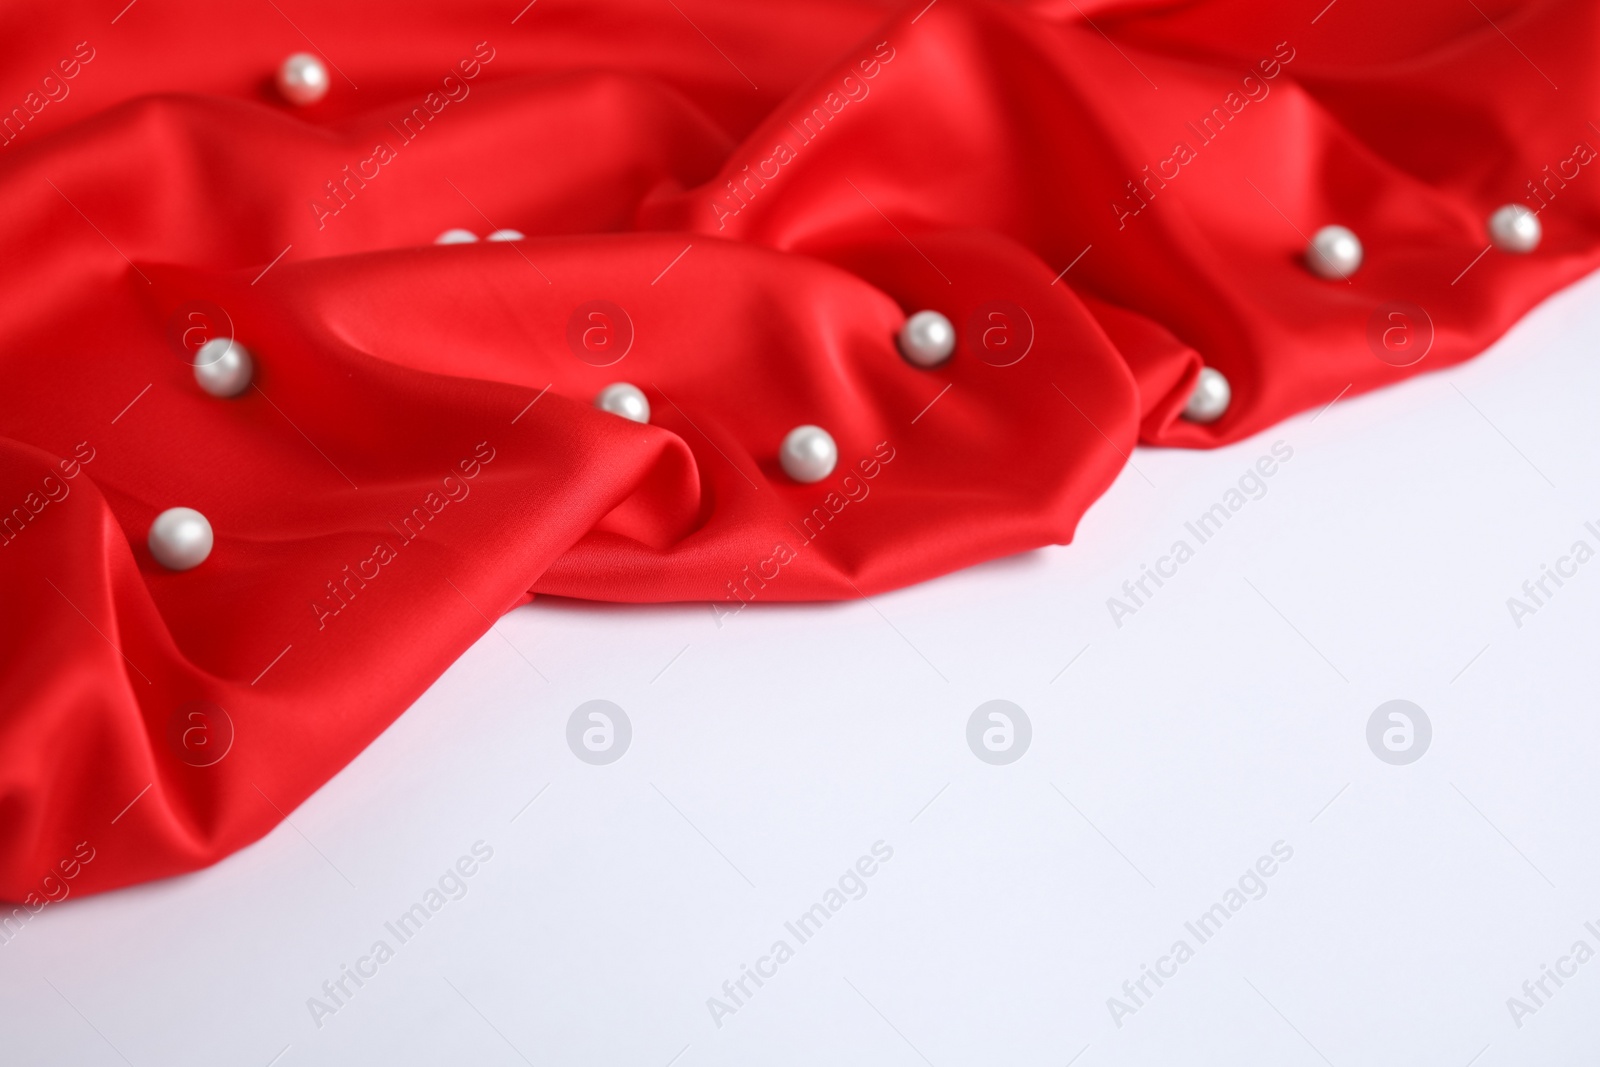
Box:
[2,0,1597,902]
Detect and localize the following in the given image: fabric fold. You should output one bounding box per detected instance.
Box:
[1,0,1596,900]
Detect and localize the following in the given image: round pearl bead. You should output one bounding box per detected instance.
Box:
[486,229,525,242]
[435,229,478,245]
[595,382,650,424]
[193,338,253,397]
[779,425,838,483]
[1183,367,1231,424]
[276,53,329,106]
[897,310,956,367]
[1488,204,1541,253]
[1307,225,1363,279]
[148,507,214,571]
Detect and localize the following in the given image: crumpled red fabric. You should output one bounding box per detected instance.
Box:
[2,0,1596,902]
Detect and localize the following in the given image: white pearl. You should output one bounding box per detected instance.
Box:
[149,507,214,571]
[779,425,838,483]
[897,310,956,367]
[1183,367,1231,424]
[1488,204,1541,253]
[276,53,329,107]
[435,229,478,245]
[595,382,649,424]
[486,228,525,242]
[193,338,253,397]
[1307,225,1363,279]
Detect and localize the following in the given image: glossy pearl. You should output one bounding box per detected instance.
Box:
[897,310,956,367]
[487,228,525,242]
[435,228,478,245]
[1307,225,1363,279]
[276,53,329,106]
[1183,367,1231,424]
[779,425,838,483]
[1488,204,1541,253]
[193,338,253,397]
[595,382,649,424]
[148,507,214,571]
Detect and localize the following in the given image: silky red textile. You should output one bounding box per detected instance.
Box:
[1,0,1596,902]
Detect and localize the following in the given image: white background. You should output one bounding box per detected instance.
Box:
[4,273,1600,1066]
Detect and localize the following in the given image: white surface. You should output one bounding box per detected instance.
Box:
[6,274,1600,1065]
